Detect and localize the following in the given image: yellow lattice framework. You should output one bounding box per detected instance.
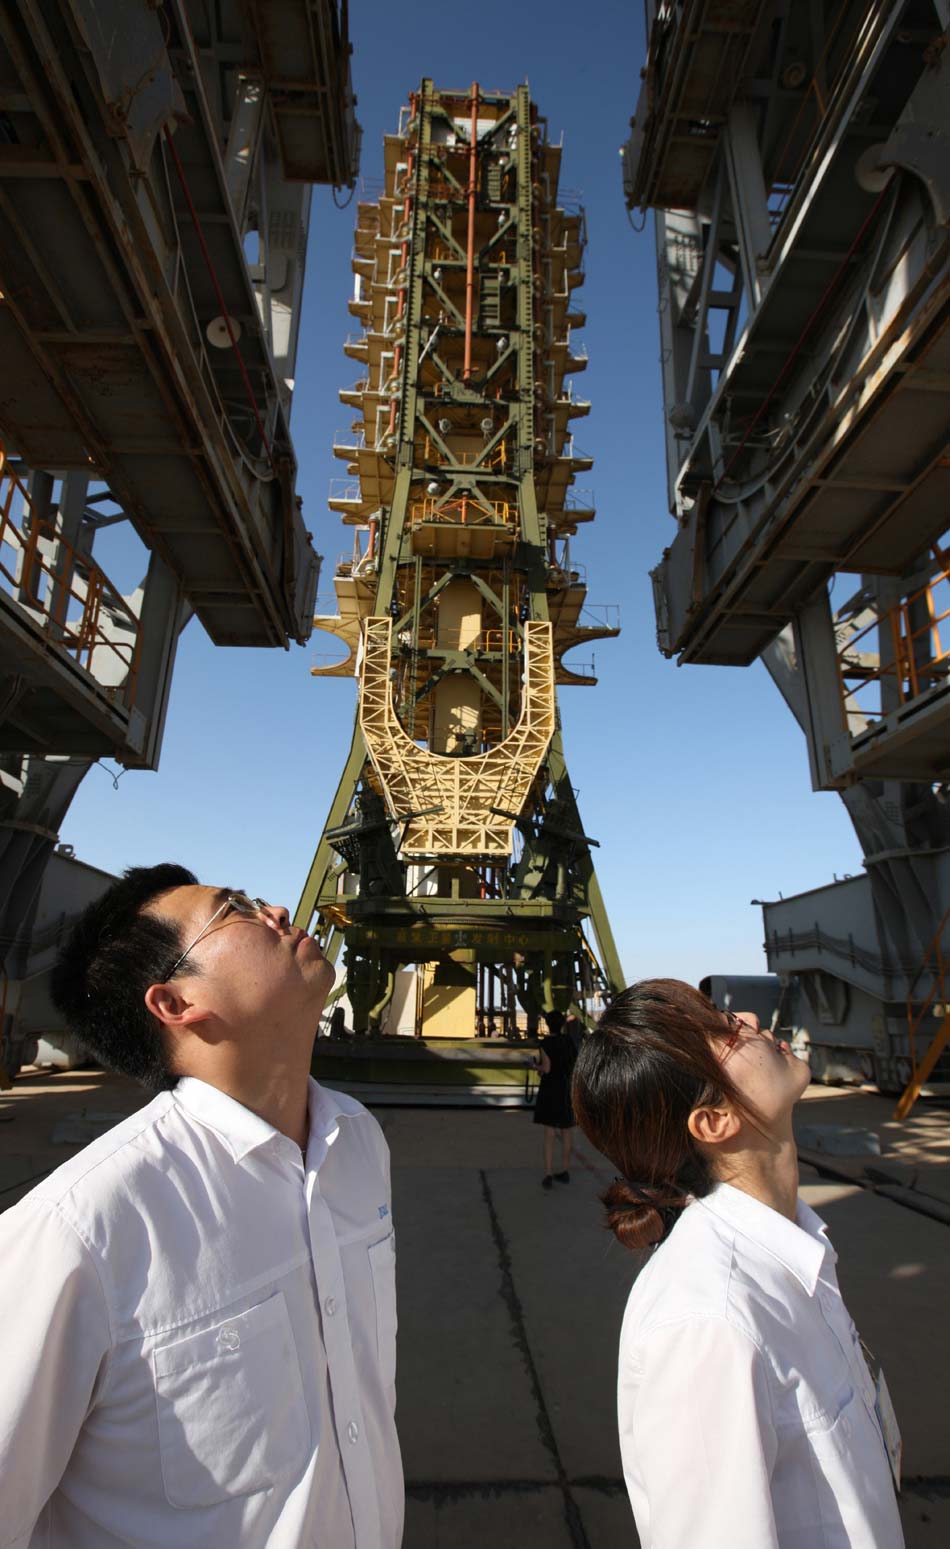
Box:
[359,617,556,856]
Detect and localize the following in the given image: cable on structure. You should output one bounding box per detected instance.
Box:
[716,182,891,491]
[161,126,277,478]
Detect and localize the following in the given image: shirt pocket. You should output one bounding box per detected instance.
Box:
[368,1229,397,1393]
[152,1291,311,1509]
[801,1381,853,1436]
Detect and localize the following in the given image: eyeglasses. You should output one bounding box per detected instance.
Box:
[163,892,271,982]
[719,1012,767,1056]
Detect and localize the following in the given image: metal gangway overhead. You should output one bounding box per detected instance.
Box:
[624,0,950,1109]
[0,0,360,1078]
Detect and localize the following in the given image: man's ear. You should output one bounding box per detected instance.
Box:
[144,982,209,1031]
[687,1101,741,1149]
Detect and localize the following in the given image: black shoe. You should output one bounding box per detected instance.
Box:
[542,1175,554,1190]
[554,1171,570,1184]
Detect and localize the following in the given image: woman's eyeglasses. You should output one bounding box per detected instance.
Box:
[719,1012,760,1056]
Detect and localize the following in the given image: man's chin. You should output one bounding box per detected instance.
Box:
[307,952,336,998]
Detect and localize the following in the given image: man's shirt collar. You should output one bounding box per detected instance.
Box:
[173,1077,278,1162]
[306,1079,371,1172]
[173,1076,360,1165]
[698,1181,833,1296]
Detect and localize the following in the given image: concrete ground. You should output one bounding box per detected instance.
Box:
[2,1072,948,1546]
[795,1082,950,1208]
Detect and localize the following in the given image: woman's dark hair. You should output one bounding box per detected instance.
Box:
[572,979,756,1252]
[51,863,199,1091]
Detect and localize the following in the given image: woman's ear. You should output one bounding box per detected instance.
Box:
[687,1101,742,1149]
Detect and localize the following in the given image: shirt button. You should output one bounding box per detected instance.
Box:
[325,1296,337,1317]
[217,1326,241,1351]
[347,1421,360,1444]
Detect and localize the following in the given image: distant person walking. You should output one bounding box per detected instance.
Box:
[0,864,403,1549]
[572,979,904,1549]
[533,1010,578,1189]
[564,1012,585,1055]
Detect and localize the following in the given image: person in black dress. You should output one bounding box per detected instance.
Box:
[533,1010,578,1189]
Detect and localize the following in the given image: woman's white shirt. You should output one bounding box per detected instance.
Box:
[617,1182,904,1549]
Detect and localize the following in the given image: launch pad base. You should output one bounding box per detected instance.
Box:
[311,1036,538,1108]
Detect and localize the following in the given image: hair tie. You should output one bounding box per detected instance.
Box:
[614,1176,686,1228]
[613,1177,657,1209]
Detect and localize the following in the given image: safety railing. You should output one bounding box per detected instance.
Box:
[420,438,510,472]
[838,565,950,734]
[577,602,620,632]
[412,627,521,654]
[0,446,141,707]
[327,478,363,505]
[548,533,587,586]
[409,497,516,528]
[765,923,915,982]
[426,176,460,202]
[558,186,586,217]
[333,428,366,452]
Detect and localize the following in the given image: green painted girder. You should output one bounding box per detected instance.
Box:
[341,923,585,956]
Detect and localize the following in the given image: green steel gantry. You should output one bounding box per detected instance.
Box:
[296,81,621,1045]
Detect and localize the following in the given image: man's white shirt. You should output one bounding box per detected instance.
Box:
[618,1182,904,1548]
[0,1076,404,1548]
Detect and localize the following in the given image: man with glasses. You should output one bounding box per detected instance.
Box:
[0,863,403,1549]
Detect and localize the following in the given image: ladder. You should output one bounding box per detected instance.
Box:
[894,905,950,1121]
[480,274,501,328]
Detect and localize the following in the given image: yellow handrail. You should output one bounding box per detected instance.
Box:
[409,497,515,528]
[0,444,142,708]
[838,564,950,734]
[894,903,950,1120]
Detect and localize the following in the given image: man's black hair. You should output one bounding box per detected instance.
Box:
[51,863,199,1091]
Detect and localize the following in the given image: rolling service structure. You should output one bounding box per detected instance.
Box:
[624,0,950,1112]
[0,0,359,1077]
[296,81,622,1099]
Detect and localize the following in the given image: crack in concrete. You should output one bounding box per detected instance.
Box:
[478,1168,593,1549]
[406,1477,626,1500]
[903,1476,950,1500]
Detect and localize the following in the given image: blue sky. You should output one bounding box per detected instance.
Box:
[62,0,865,985]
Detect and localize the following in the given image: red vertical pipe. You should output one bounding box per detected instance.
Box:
[388,147,414,436]
[463,82,478,382]
[460,86,479,525]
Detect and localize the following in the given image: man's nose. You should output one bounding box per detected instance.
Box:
[263,903,291,930]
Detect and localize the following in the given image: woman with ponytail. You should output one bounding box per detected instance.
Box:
[572,979,903,1549]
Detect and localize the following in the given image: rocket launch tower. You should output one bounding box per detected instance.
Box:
[296,80,622,1045]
